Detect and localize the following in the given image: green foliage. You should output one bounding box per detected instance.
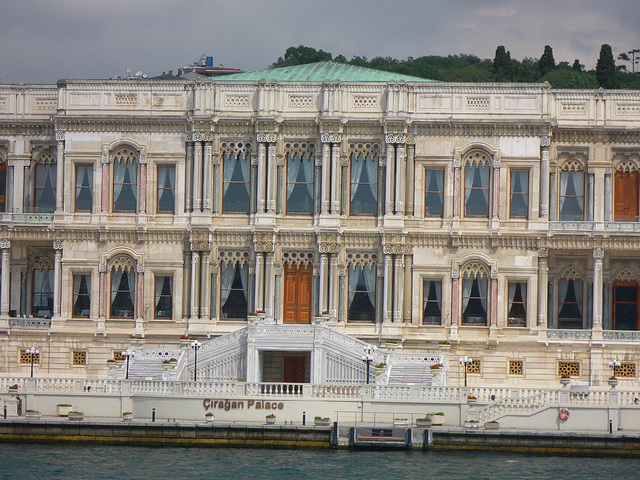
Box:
[542,69,598,89]
[271,45,333,67]
[539,45,556,75]
[493,46,515,81]
[596,44,618,88]
[572,59,584,72]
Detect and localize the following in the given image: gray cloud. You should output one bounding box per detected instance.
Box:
[1,0,639,84]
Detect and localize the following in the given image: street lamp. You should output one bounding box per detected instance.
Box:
[608,359,621,377]
[191,340,201,382]
[26,347,39,378]
[121,348,134,379]
[361,345,375,385]
[459,356,473,387]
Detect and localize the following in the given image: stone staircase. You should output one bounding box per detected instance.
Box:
[387,363,434,385]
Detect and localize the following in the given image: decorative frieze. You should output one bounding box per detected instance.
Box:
[321,133,341,143]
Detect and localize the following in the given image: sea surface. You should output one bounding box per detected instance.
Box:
[1,444,639,480]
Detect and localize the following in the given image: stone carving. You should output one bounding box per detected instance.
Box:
[538,248,548,258]
[540,136,551,147]
[321,133,341,143]
[0,239,10,249]
[257,133,277,143]
[254,242,275,253]
[55,131,65,142]
[319,243,339,254]
[53,239,63,250]
[593,248,604,259]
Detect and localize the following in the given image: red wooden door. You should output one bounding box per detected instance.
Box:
[283,355,306,383]
[614,171,639,221]
[283,264,312,324]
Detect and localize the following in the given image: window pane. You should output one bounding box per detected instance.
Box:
[558,279,583,328]
[559,172,584,221]
[33,269,54,317]
[507,282,526,326]
[220,263,248,319]
[157,166,175,213]
[423,280,442,324]
[510,171,528,218]
[113,161,138,212]
[223,153,250,213]
[348,265,376,322]
[286,153,314,214]
[35,164,56,213]
[75,166,93,212]
[111,269,135,318]
[462,275,487,325]
[464,163,489,217]
[425,170,443,217]
[155,275,173,318]
[350,153,378,215]
[73,274,91,318]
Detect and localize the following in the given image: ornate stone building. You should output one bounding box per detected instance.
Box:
[1,62,639,387]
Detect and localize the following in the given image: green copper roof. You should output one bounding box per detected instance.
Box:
[215,61,436,83]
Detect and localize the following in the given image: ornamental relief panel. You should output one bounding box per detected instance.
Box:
[218,250,250,267]
[346,252,378,268]
[282,251,314,266]
[614,267,638,282]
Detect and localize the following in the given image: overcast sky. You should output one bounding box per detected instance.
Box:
[2,0,639,84]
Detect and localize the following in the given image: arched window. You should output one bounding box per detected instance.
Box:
[112,147,138,212]
[463,150,491,218]
[222,142,251,213]
[109,255,136,318]
[32,151,57,213]
[558,160,584,221]
[347,253,377,322]
[285,143,315,214]
[32,256,54,317]
[461,262,489,325]
[349,143,379,215]
[558,267,583,329]
[220,260,248,320]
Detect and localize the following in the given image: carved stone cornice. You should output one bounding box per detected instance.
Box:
[54,117,187,134]
[414,122,549,137]
[0,122,54,136]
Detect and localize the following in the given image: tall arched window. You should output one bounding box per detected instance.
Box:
[220,260,248,320]
[32,256,54,317]
[558,267,583,329]
[222,142,251,214]
[112,147,138,212]
[285,142,315,214]
[463,150,491,218]
[461,262,489,325]
[0,155,6,212]
[349,143,379,215]
[109,255,136,318]
[27,151,56,213]
[347,253,377,322]
[558,160,584,221]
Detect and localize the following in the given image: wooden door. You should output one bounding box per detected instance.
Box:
[283,355,306,383]
[613,280,639,331]
[283,264,312,324]
[614,171,639,222]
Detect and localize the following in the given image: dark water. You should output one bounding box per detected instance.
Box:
[1,444,639,480]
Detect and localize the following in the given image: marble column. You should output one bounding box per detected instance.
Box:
[265,253,274,319]
[383,255,393,323]
[403,253,412,322]
[395,144,405,215]
[490,275,498,326]
[6,158,14,213]
[185,141,193,212]
[182,251,191,320]
[593,248,604,330]
[331,143,340,213]
[319,254,329,313]
[453,160,461,218]
[200,251,210,319]
[136,266,144,322]
[492,159,500,221]
[53,241,62,318]
[202,142,212,212]
[540,137,550,218]
[138,156,146,215]
[451,274,459,325]
[537,249,548,328]
[0,240,10,316]
[405,144,415,217]
[321,142,330,214]
[257,143,266,213]
[267,143,277,214]
[604,168,611,222]
[55,132,64,213]
[193,142,202,212]
[98,264,107,320]
[393,255,403,323]
[385,144,395,214]
[101,152,110,213]
[254,254,264,312]
[329,255,338,318]
[190,251,200,319]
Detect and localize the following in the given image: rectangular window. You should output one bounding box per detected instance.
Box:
[286,152,314,214]
[223,151,250,213]
[507,282,527,326]
[113,159,138,212]
[72,351,87,366]
[20,349,40,364]
[425,169,444,217]
[423,279,442,324]
[348,264,376,322]
[558,278,583,329]
[72,274,91,318]
[559,171,584,221]
[509,170,529,218]
[350,152,378,215]
[462,274,488,325]
[464,163,489,217]
[32,269,54,317]
[220,263,248,320]
[558,361,580,377]
[154,275,173,319]
[110,269,135,318]
[508,360,523,376]
[34,160,57,213]
[157,166,175,213]
[75,165,93,212]
[614,171,639,222]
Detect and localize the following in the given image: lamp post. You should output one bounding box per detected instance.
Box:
[26,347,39,378]
[191,340,201,382]
[459,355,472,387]
[608,359,621,377]
[361,345,375,385]
[121,348,134,379]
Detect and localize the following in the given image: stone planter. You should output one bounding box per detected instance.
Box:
[265,416,276,425]
[484,421,500,430]
[205,414,214,423]
[415,418,432,428]
[247,315,258,324]
[25,411,41,420]
[393,418,409,427]
[560,377,570,386]
[162,362,175,371]
[430,414,445,425]
[129,337,145,345]
[122,413,133,421]
[8,387,18,395]
[608,378,619,388]
[68,412,84,421]
[313,315,330,325]
[467,397,477,405]
[314,417,330,426]
[464,421,480,430]
[56,405,73,416]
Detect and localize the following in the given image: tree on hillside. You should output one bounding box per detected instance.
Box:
[596,44,618,88]
[539,45,556,75]
[493,46,514,81]
[572,59,584,72]
[618,49,640,74]
[271,45,333,67]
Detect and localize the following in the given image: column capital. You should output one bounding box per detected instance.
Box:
[0,239,10,249]
[53,239,63,250]
[540,136,551,147]
[257,133,277,143]
[593,248,604,259]
[538,247,548,258]
[321,133,341,143]
[55,131,66,142]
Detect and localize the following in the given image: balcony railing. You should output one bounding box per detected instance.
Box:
[9,317,52,329]
[10,213,54,223]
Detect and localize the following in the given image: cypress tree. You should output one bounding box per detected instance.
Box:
[539,45,556,75]
[493,46,513,81]
[596,44,618,88]
[572,59,583,72]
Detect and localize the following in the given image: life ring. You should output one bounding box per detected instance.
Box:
[558,408,570,420]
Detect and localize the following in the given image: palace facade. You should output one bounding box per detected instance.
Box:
[1,62,640,388]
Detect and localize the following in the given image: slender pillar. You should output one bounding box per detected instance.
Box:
[385,144,395,214]
[593,248,604,330]
[193,142,202,211]
[393,255,403,322]
[405,144,415,216]
[190,251,200,319]
[383,255,393,323]
[537,248,548,327]
[490,276,498,326]
[203,142,212,212]
[604,168,611,222]
[321,142,330,214]
[182,251,191,320]
[267,143,277,213]
[319,254,329,313]
[395,144,405,215]
[136,266,144,321]
[101,152,110,213]
[185,140,193,212]
[257,143,266,213]
[331,143,340,214]
[53,241,62,318]
[403,253,412,322]
[265,253,274,318]
[98,264,107,319]
[200,251,210,319]
[55,132,64,213]
[254,254,264,312]
[451,275,459,325]
[453,160,461,218]
[329,255,338,318]
[1,240,11,316]
[492,160,500,221]
[138,157,147,215]
[6,158,14,213]
[540,137,550,218]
